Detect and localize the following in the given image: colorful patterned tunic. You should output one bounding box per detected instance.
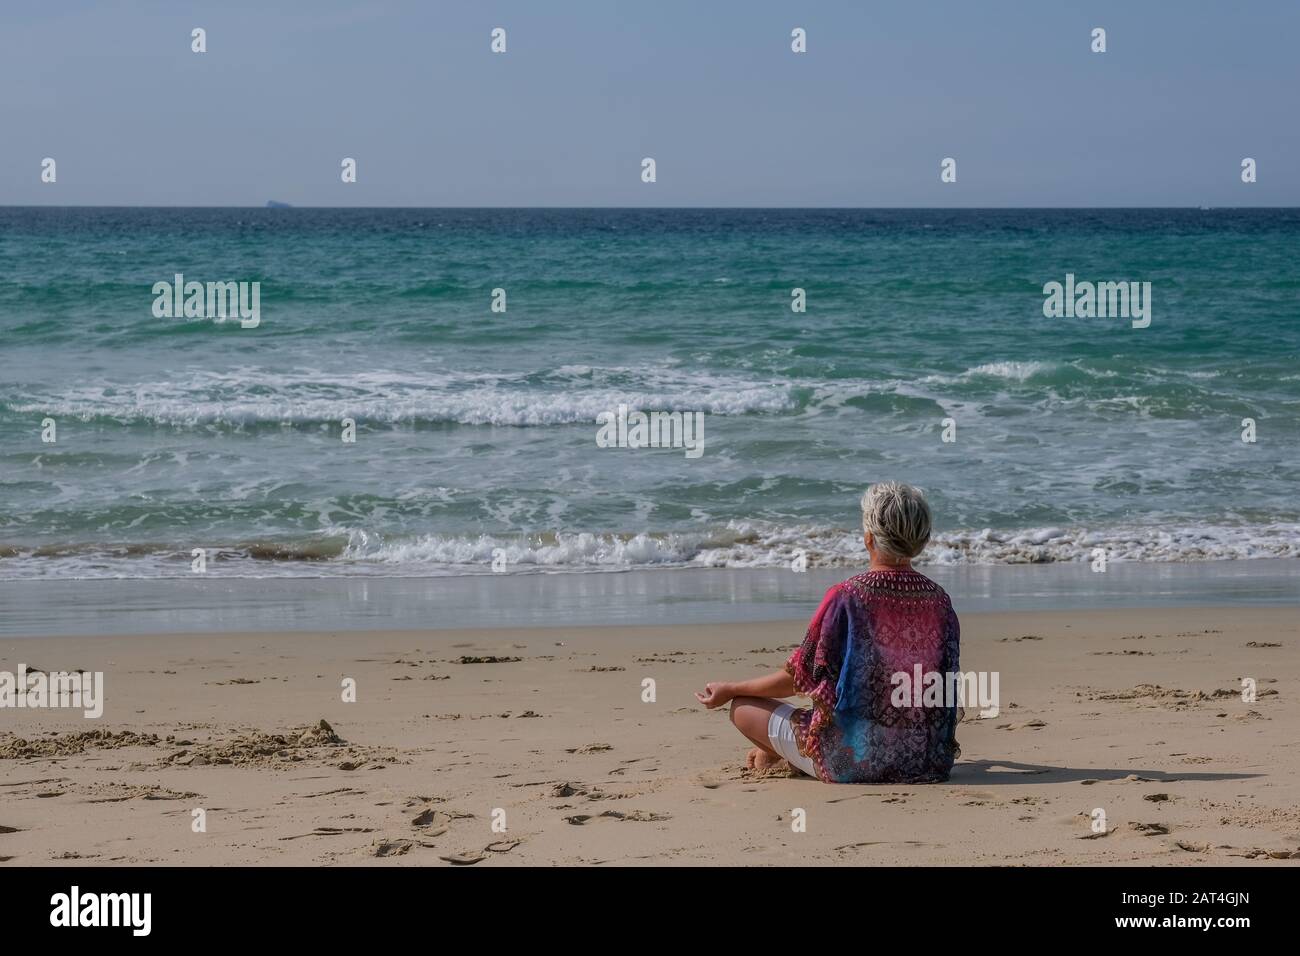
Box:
[785,568,961,783]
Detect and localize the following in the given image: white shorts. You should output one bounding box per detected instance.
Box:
[767,702,817,777]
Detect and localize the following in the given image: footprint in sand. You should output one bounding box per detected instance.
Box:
[411,807,473,834]
[995,719,1047,731]
[440,850,486,865]
[564,810,670,825]
[281,826,377,841]
[372,839,414,857]
[1236,848,1300,860]
[549,782,618,802]
[952,789,996,800]
[565,743,613,754]
[550,782,589,798]
[438,839,523,864]
[1125,821,1171,836]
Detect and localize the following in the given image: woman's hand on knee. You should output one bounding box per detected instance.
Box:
[694,681,735,709]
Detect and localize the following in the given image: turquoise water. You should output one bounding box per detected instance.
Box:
[1,208,1297,579]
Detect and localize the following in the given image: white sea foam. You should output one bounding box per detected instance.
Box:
[4,521,1297,580]
[331,520,1300,572]
[961,361,1056,381]
[340,529,700,568]
[9,368,796,427]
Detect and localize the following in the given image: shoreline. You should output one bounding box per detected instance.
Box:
[3,560,1298,638]
[2,606,1296,865]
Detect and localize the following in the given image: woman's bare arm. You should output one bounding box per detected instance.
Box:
[694,669,796,709]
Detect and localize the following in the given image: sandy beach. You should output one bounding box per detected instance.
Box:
[2,604,1297,866]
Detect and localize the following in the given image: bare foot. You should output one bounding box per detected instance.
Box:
[746,747,787,771]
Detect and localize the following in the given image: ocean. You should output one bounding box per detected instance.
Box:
[2,207,1298,583]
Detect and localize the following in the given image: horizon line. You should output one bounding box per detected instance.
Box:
[3,204,1298,211]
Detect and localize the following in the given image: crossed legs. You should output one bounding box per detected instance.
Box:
[728,695,788,770]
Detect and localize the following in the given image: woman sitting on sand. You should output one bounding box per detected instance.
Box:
[695,481,961,783]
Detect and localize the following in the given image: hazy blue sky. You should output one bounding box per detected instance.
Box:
[2,0,1297,206]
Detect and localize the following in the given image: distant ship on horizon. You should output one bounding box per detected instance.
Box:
[265,199,293,209]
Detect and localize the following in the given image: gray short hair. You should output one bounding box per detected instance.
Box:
[860,482,932,560]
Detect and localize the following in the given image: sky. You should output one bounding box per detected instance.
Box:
[2,0,1297,207]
